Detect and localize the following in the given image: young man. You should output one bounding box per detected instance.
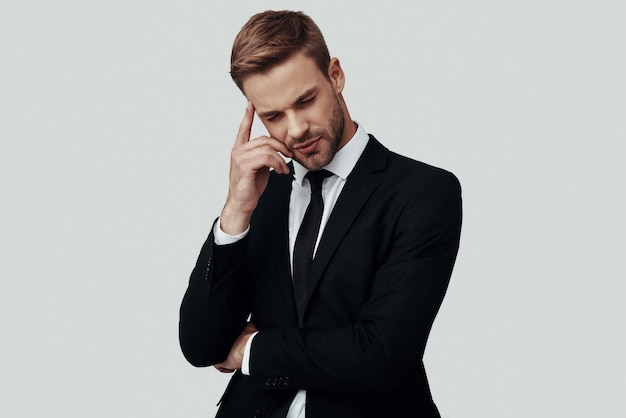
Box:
[179,10,462,418]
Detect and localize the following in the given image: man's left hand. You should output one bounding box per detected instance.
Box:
[214,322,258,373]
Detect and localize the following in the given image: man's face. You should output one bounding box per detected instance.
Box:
[242,52,349,171]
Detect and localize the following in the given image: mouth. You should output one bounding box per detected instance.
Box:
[293,138,320,154]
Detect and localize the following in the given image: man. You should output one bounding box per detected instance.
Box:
[179,10,462,418]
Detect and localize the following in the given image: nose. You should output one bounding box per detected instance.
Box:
[286,111,308,142]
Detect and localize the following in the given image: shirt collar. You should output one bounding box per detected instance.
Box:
[292,122,369,185]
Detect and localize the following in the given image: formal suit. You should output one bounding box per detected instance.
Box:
[179,135,462,417]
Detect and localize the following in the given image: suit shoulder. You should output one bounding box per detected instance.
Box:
[385,149,461,194]
[365,135,459,190]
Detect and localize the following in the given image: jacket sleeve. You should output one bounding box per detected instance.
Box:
[178,220,251,367]
[248,171,462,392]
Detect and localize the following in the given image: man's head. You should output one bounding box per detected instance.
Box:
[230,11,356,171]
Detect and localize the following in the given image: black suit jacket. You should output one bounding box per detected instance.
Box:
[180,136,462,418]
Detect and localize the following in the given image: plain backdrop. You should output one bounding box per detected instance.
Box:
[1,1,624,417]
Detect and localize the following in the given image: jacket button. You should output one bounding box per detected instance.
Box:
[254,409,262,418]
[205,258,212,280]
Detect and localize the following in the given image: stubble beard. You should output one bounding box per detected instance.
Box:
[292,97,345,171]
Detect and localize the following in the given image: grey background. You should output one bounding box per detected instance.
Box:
[1,1,624,417]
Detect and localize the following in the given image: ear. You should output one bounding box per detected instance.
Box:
[327,57,345,94]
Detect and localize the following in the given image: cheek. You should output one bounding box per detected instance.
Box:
[260,122,286,142]
[273,128,289,143]
[314,100,335,126]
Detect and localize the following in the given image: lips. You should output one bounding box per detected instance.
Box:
[294,138,320,154]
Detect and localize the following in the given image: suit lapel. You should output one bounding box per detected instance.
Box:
[304,137,388,314]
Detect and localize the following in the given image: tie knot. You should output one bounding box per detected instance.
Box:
[305,169,332,193]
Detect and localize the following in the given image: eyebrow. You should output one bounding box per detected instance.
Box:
[256,87,318,118]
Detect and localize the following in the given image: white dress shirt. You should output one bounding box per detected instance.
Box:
[214,123,370,418]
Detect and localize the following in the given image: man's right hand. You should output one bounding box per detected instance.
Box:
[219,101,293,235]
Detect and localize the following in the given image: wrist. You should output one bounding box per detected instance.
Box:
[220,202,253,235]
[241,330,258,375]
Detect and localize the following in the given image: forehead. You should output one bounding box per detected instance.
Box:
[242,53,327,112]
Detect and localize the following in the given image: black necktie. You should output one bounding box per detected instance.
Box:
[293,169,332,326]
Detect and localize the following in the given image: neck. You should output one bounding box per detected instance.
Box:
[338,96,357,150]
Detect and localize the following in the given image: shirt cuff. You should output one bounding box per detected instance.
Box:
[213,217,250,245]
[241,331,258,376]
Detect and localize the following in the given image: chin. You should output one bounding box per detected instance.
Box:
[297,151,334,171]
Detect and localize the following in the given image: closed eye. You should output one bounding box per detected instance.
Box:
[266,113,281,123]
[298,96,316,106]
[261,92,316,122]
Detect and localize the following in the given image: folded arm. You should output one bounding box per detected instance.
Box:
[178,226,251,367]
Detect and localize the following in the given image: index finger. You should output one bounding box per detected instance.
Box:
[235,101,255,145]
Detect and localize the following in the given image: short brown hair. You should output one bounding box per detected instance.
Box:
[230,10,331,91]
